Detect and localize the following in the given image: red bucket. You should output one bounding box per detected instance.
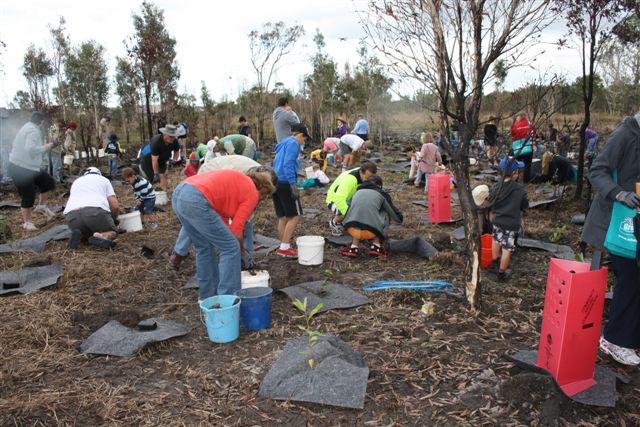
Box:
[480,234,492,269]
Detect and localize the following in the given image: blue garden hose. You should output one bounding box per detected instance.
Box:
[362,280,458,295]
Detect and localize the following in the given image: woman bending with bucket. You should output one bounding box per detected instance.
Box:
[340,175,403,258]
[172,168,275,301]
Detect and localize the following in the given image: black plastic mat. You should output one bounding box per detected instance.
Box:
[0,263,62,295]
[516,238,575,260]
[259,334,369,409]
[79,317,191,357]
[303,208,322,219]
[507,350,619,407]
[280,281,370,314]
[0,224,71,253]
[529,198,559,209]
[325,235,352,246]
[254,234,280,256]
[0,201,20,209]
[389,237,439,259]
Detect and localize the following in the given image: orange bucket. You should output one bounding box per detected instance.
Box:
[480,234,492,269]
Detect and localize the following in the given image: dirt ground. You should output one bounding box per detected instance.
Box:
[1,150,639,426]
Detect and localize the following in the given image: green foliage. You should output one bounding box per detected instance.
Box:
[21,44,54,110]
[549,225,570,243]
[292,298,324,369]
[65,41,109,111]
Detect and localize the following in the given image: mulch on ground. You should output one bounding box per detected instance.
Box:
[0,153,639,426]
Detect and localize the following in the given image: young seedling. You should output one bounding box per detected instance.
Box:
[292,297,324,369]
[318,269,333,296]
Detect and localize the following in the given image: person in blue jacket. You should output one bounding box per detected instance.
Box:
[272,123,309,258]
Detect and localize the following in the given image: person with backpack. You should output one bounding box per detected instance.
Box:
[582,113,640,366]
[105,133,123,178]
[511,113,535,183]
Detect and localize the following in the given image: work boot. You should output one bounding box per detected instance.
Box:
[169,252,184,270]
[497,270,512,281]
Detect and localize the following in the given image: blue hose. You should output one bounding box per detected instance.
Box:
[362,280,457,294]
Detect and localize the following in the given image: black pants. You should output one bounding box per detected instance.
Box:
[8,162,55,208]
[516,152,533,183]
[605,255,640,348]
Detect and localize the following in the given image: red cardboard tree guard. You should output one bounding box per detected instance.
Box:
[427,174,451,223]
[536,258,608,396]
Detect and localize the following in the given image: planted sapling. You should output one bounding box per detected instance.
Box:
[292,297,324,368]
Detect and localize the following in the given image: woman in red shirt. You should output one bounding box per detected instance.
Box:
[172,169,275,301]
[511,113,535,183]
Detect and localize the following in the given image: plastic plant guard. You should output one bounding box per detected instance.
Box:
[0,224,71,253]
[536,258,608,396]
[280,281,370,314]
[428,174,451,223]
[0,263,63,295]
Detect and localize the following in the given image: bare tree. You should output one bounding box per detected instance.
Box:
[248,21,304,145]
[363,0,552,309]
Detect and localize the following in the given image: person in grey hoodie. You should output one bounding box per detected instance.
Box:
[341,175,403,258]
[272,97,300,143]
[582,113,640,366]
[7,111,57,230]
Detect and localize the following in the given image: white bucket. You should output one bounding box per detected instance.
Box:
[305,166,315,179]
[241,270,270,289]
[98,149,105,158]
[296,235,325,266]
[74,150,80,158]
[63,155,74,166]
[155,191,168,206]
[81,151,87,159]
[117,211,143,232]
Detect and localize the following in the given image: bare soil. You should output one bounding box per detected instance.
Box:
[1,153,639,426]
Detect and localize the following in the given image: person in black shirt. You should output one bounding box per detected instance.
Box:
[238,116,252,138]
[140,124,180,191]
[547,123,558,144]
[483,116,498,165]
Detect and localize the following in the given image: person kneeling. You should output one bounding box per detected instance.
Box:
[340,175,403,258]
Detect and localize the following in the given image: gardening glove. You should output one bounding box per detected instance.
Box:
[152,174,161,184]
[241,250,254,269]
[290,183,300,200]
[616,191,640,209]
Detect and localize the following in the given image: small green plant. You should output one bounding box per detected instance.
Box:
[549,225,569,243]
[292,297,324,369]
[318,269,333,296]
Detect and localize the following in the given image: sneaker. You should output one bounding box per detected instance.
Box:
[497,270,512,281]
[169,252,184,270]
[340,246,359,257]
[33,205,56,219]
[369,244,387,257]
[276,248,298,258]
[68,229,82,250]
[599,336,640,366]
[22,222,37,231]
[329,218,344,236]
[88,236,116,249]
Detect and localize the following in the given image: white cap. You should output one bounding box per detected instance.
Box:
[83,166,102,176]
[472,184,489,206]
[206,139,217,151]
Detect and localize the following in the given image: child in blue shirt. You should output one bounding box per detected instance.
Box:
[122,167,158,229]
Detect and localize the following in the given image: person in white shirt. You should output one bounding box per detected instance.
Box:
[64,167,121,249]
[339,134,367,169]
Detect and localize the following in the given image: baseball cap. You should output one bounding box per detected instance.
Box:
[291,123,310,138]
[83,167,102,176]
[498,157,525,174]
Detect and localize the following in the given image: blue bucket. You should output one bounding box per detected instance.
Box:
[199,295,240,343]
[235,287,273,331]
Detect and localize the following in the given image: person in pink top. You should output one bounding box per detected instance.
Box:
[414,132,442,190]
[172,169,275,301]
[322,137,342,164]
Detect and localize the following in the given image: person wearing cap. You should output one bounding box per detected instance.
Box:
[472,184,492,234]
[484,116,498,166]
[333,117,348,138]
[139,124,180,191]
[488,157,529,280]
[99,114,111,149]
[104,133,123,178]
[272,97,300,143]
[238,116,252,138]
[172,169,275,301]
[352,114,369,141]
[204,138,221,161]
[64,121,78,158]
[64,167,121,249]
[338,133,368,170]
[183,152,200,177]
[272,123,308,258]
[8,111,57,230]
[219,134,257,160]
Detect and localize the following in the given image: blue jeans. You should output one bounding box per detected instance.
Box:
[172,183,241,300]
[108,156,118,177]
[174,219,254,259]
[50,151,62,183]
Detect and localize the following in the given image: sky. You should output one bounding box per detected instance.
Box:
[0,0,584,109]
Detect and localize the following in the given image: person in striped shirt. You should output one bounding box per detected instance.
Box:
[122,167,158,229]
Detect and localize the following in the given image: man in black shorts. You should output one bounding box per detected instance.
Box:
[140,124,179,190]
